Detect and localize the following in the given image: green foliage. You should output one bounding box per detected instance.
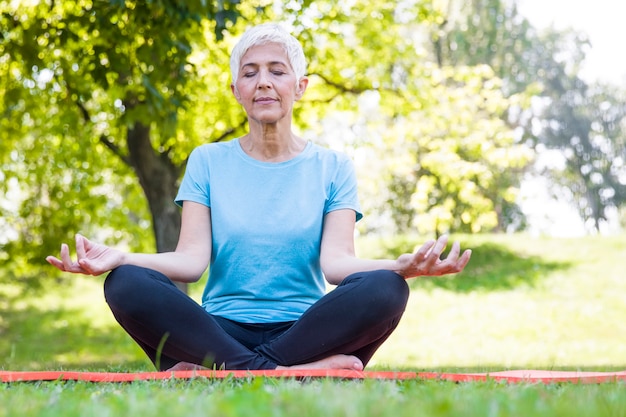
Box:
[0,76,153,284]
[278,0,533,235]
[516,27,626,231]
[0,0,536,286]
[0,0,243,285]
[2,0,236,126]
[433,0,626,232]
[381,65,532,235]
[4,0,617,291]
[436,0,543,95]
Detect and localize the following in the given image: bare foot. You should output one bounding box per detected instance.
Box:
[275,354,364,371]
[166,362,210,372]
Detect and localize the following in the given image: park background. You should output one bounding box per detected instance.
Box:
[1,0,626,375]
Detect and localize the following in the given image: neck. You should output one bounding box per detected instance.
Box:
[241,123,305,162]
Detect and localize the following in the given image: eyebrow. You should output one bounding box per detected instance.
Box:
[241,61,289,69]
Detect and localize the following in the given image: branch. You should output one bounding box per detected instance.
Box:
[99,134,132,166]
[308,72,371,95]
[62,77,131,166]
[72,93,91,123]
[213,117,248,143]
[302,93,342,105]
[182,117,248,166]
[307,72,403,102]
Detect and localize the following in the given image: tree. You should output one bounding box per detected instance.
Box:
[2,0,539,289]
[1,0,242,288]
[430,0,591,101]
[537,79,626,231]
[282,0,533,235]
[431,0,626,232]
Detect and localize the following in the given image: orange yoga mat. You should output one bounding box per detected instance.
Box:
[2,369,626,384]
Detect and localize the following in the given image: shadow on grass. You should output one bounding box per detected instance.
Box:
[0,289,151,371]
[377,239,572,292]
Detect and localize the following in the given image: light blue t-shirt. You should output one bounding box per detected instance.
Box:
[175,138,362,323]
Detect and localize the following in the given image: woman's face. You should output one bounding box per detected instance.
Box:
[231,43,307,125]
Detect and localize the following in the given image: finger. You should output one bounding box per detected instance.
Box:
[455,249,472,271]
[436,247,472,275]
[414,239,436,260]
[59,243,73,269]
[425,235,449,265]
[75,234,87,261]
[45,256,64,271]
[441,241,461,263]
[78,258,95,276]
[59,242,86,273]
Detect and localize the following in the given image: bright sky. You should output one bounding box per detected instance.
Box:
[517,0,626,86]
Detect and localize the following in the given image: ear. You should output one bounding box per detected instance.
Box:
[295,76,309,101]
[231,83,242,102]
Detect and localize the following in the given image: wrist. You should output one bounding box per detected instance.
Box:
[392,255,410,278]
[117,250,130,268]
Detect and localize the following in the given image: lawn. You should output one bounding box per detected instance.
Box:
[1,233,625,416]
[3,378,626,417]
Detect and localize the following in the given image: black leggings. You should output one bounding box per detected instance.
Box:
[103,265,409,371]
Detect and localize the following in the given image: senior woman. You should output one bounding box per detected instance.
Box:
[47,23,471,371]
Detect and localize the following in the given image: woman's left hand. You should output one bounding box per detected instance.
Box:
[394,235,472,279]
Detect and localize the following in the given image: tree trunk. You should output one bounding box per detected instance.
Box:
[127,122,187,293]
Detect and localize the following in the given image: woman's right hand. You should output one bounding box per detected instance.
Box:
[46,234,124,276]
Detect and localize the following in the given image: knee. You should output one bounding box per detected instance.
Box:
[104,265,165,308]
[103,265,136,307]
[372,270,410,307]
[349,270,410,314]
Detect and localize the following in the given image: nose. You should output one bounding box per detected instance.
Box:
[257,69,272,89]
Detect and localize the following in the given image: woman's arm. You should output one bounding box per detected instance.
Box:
[46,201,212,283]
[319,209,472,285]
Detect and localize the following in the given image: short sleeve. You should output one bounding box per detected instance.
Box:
[325,157,363,222]
[174,146,211,208]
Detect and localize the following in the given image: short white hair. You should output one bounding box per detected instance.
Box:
[230,23,307,83]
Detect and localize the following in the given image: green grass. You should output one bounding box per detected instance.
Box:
[1,233,626,416]
[362,233,626,371]
[3,378,626,417]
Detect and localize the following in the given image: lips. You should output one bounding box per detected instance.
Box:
[254,97,278,104]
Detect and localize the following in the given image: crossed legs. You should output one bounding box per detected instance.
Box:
[104,265,409,371]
